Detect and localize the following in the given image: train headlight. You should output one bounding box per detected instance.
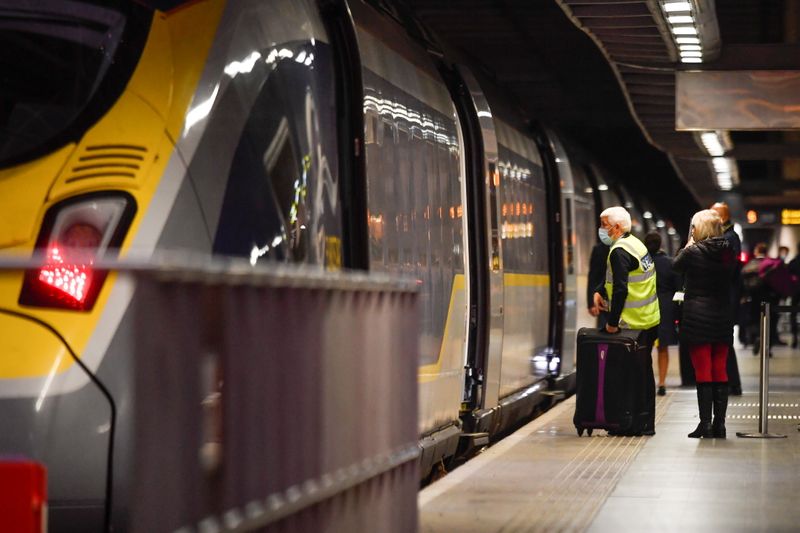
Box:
[19,192,136,311]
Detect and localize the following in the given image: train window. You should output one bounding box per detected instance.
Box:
[0,1,151,166]
[212,37,341,266]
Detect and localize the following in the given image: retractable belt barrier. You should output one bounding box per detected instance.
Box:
[737,301,789,439]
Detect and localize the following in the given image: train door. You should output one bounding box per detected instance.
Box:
[546,130,578,385]
[347,1,471,462]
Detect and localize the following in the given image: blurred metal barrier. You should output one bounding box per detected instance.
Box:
[0,255,419,533]
[129,261,420,533]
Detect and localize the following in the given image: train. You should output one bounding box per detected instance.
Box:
[0,0,679,530]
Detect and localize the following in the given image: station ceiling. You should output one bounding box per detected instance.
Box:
[405,0,799,230]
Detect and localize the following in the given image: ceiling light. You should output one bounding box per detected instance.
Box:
[663,1,692,12]
[656,220,666,228]
[713,157,731,173]
[598,184,609,191]
[700,132,725,156]
[681,51,703,57]
[672,26,698,35]
[668,15,694,24]
[643,211,653,219]
[679,44,702,51]
[676,37,701,44]
[681,57,703,63]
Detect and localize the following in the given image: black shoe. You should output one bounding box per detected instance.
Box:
[712,383,728,439]
[688,421,713,438]
[730,386,742,396]
[657,386,666,396]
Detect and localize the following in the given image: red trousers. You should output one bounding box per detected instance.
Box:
[689,343,729,383]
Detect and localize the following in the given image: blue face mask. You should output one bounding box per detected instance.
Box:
[598,227,614,245]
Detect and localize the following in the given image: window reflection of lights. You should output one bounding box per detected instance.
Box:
[185,83,220,132]
[304,53,314,66]
[584,187,593,194]
[278,48,293,59]
[250,244,270,266]
[224,51,262,77]
[271,235,283,247]
[363,95,459,148]
[35,352,65,412]
[265,49,278,64]
[295,50,307,64]
[598,184,608,191]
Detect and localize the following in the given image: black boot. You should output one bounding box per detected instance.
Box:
[712,382,728,438]
[688,383,713,438]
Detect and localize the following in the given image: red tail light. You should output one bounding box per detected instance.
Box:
[0,460,46,533]
[19,193,135,311]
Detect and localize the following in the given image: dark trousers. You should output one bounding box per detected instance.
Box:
[638,326,658,432]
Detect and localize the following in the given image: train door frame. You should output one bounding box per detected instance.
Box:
[533,124,565,380]
[318,0,369,270]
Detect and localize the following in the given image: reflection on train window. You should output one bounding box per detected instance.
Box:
[0,1,151,165]
[213,40,340,266]
[363,74,464,367]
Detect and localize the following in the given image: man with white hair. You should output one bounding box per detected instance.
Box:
[591,205,660,435]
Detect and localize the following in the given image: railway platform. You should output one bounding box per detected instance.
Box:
[420,343,800,532]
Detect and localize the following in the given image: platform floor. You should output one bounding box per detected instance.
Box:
[419,341,800,532]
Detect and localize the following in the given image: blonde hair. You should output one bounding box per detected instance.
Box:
[691,209,723,241]
[600,206,632,232]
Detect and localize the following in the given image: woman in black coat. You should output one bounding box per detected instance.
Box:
[672,209,736,439]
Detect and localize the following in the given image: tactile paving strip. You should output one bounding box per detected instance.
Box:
[420,393,674,533]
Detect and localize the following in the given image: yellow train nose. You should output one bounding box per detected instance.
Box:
[0,312,72,380]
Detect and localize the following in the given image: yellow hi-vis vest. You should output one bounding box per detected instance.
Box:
[604,234,660,330]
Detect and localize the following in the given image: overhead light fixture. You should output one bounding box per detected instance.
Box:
[676,37,701,44]
[680,51,703,57]
[656,220,666,228]
[681,57,702,63]
[679,44,702,51]
[643,211,653,219]
[668,15,694,24]
[598,184,609,191]
[700,132,726,156]
[663,1,692,11]
[671,26,698,35]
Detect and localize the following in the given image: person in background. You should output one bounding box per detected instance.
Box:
[672,209,735,438]
[741,242,776,350]
[779,245,790,262]
[644,232,679,396]
[709,202,743,395]
[788,245,800,348]
[587,240,611,328]
[591,206,660,435]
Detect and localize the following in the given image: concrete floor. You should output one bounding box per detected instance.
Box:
[419,339,800,532]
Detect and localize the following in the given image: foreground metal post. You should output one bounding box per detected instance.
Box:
[737,302,786,439]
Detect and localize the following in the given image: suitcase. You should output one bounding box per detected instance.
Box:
[573,327,648,436]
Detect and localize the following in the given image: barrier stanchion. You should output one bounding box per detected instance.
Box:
[737,302,786,439]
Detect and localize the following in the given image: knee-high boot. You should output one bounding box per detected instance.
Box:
[712,382,728,438]
[688,382,713,438]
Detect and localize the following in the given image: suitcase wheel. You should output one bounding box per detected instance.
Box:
[587,429,593,437]
[577,427,584,437]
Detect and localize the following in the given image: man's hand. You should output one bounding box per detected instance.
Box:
[605,324,619,333]
[592,292,608,315]
[589,306,599,317]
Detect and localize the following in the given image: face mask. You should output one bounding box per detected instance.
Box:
[598,227,614,246]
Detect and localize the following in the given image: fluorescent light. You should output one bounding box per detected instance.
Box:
[643,211,653,219]
[676,37,700,44]
[713,157,731,173]
[656,220,666,228]
[668,15,694,24]
[598,184,609,191]
[681,57,703,63]
[700,132,725,156]
[663,1,692,12]
[679,44,702,51]
[672,26,698,35]
[681,51,703,57]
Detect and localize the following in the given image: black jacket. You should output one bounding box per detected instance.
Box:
[672,237,736,345]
